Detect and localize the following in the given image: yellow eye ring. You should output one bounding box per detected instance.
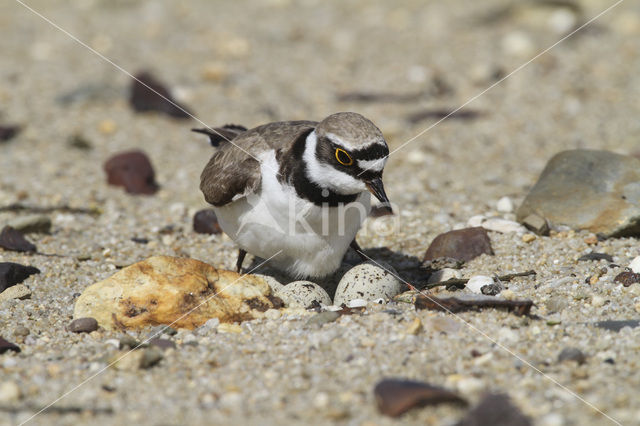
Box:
[335,148,353,166]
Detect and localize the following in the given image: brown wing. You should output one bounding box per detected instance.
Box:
[199,120,317,207]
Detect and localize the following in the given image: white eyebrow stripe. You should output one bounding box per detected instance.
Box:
[325,132,377,150]
[357,157,387,172]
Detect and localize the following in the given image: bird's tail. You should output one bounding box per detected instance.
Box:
[191,124,247,147]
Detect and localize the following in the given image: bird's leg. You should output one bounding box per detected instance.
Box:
[350,239,368,262]
[236,249,247,273]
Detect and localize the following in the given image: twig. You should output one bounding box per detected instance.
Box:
[0,203,101,216]
[421,270,536,290]
[0,404,113,415]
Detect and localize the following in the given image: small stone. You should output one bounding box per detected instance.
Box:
[6,215,51,234]
[517,150,640,238]
[0,381,21,403]
[593,320,640,332]
[466,215,485,227]
[482,218,527,234]
[0,262,40,292]
[425,317,461,334]
[193,209,222,234]
[0,284,31,301]
[558,347,587,365]
[502,31,534,56]
[0,226,36,252]
[424,227,493,262]
[427,268,462,284]
[521,214,550,236]
[276,281,331,308]
[0,336,20,354]
[496,196,514,213]
[577,253,613,262]
[98,119,117,135]
[374,378,466,417]
[481,282,503,296]
[139,347,163,369]
[67,133,93,150]
[129,71,192,119]
[630,256,640,273]
[217,323,242,334]
[13,326,29,337]
[119,335,142,350]
[201,62,229,82]
[545,296,567,313]
[110,347,162,370]
[591,295,606,307]
[103,150,159,195]
[521,234,536,243]
[0,125,21,142]
[334,262,402,306]
[305,311,340,327]
[68,317,99,333]
[614,271,640,287]
[455,393,531,426]
[466,276,494,294]
[405,317,423,335]
[583,234,598,245]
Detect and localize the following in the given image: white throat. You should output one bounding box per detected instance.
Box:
[303,131,367,195]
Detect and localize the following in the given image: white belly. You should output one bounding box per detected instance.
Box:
[214,152,371,278]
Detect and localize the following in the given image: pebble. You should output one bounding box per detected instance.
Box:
[103,150,159,195]
[217,323,242,334]
[466,215,485,227]
[456,393,531,426]
[502,31,534,56]
[98,119,117,135]
[0,283,31,301]
[558,347,587,365]
[466,275,494,294]
[374,378,466,417]
[13,326,29,337]
[496,196,514,213]
[427,268,462,284]
[481,218,527,234]
[305,311,340,327]
[517,150,640,238]
[577,253,613,262]
[0,125,21,142]
[200,62,229,82]
[614,271,640,287]
[590,295,606,308]
[119,334,142,349]
[6,215,52,234]
[630,256,640,273]
[110,347,163,371]
[405,317,423,335]
[425,316,461,334]
[276,281,331,308]
[0,226,36,252]
[192,209,222,234]
[68,317,99,333]
[521,233,536,243]
[129,71,192,119]
[593,320,640,332]
[333,262,402,306]
[521,213,550,236]
[0,381,21,403]
[0,336,20,353]
[423,227,493,262]
[481,282,503,296]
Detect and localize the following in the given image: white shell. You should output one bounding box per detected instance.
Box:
[496,196,514,213]
[275,281,331,308]
[333,262,402,306]
[481,218,527,234]
[466,275,494,294]
[629,256,640,274]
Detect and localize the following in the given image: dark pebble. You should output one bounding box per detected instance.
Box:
[149,338,176,351]
[520,213,550,236]
[193,209,222,234]
[140,347,163,369]
[0,125,21,142]
[119,334,143,350]
[129,71,192,119]
[67,133,93,150]
[68,317,99,333]
[0,226,36,252]
[0,336,21,354]
[577,253,614,262]
[104,150,159,195]
[481,283,503,296]
[374,378,466,417]
[593,319,640,332]
[454,393,531,426]
[131,237,149,244]
[614,271,640,287]
[557,347,587,364]
[0,262,40,292]
[424,227,493,262]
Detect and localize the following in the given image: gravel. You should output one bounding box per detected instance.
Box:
[1,0,640,425]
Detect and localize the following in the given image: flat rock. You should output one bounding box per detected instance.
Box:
[454,393,531,426]
[0,262,40,292]
[0,226,36,252]
[103,150,159,195]
[73,255,283,330]
[6,215,51,234]
[275,280,331,308]
[593,319,640,332]
[333,262,402,306]
[424,227,493,262]
[0,284,31,301]
[68,317,99,333]
[130,71,193,119]
[517,150,640,237]
[374,378,466,417]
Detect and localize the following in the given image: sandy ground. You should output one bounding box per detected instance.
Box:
[1,0,640,425]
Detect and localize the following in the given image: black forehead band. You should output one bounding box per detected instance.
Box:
[321,137,388,160]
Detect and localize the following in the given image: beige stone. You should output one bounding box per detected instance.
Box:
[0,284,31,301]
[73,256,282,330]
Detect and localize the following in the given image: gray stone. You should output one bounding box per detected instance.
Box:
[276,281,331,308]
[558,347,587,364]
[521,214,549,236]
[0,284,32,301]
[424,227,493,262]
[517,150,640,237]
[305,311,340,327]
[6,215,52,234]
[593,320,640,332]
[68,317,99,333]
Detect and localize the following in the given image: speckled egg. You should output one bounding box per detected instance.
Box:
[333,262,403,306]
[275,281,331,308]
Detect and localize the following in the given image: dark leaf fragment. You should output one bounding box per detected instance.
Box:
[374,378,466,417]
[577,253,613,262]
[593,320,640,332]
[614,271,640,287]
[129,71,192,119]
[406,109,484,124]
[415,295,533,316]
[0,125,21,142]
[193,209,222,234]
[0,336,20,354]
[0,226,36,252]
[0,262,40,292]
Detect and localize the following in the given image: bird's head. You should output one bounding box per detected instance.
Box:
[303,112,391,207]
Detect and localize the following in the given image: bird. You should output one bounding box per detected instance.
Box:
[195,112,391,279]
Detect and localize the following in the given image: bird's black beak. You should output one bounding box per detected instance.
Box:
[366,178,393,213]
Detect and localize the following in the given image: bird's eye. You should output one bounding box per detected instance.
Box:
[335,148,353,166]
